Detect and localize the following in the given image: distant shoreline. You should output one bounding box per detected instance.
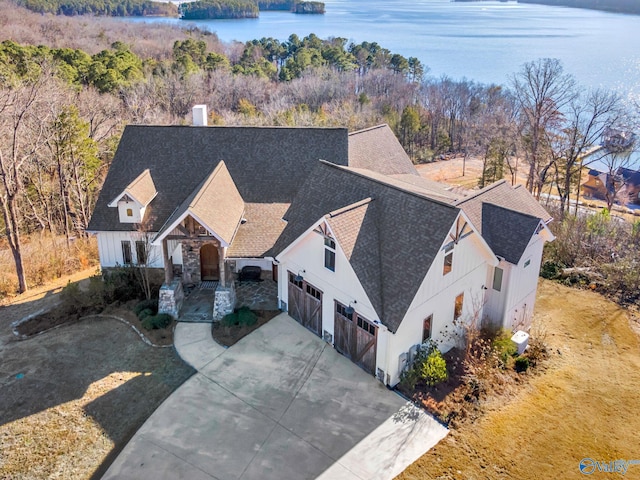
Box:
[454,0,640,15]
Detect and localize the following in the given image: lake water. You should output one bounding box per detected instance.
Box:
[124,0,640,95]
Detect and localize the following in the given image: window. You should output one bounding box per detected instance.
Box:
[306,284,321,300]
[121,241,132,265]
[454,293,464,320]
[357,316,376,335]
[288,272,303,289]
[336,302,353,320]
[324,237,336,272]
[492,267,503,292]
[135,241,147,264]
[422,315,433,343]
[524,259,531,268]
[126,208,133,217]
[443,243,454,275]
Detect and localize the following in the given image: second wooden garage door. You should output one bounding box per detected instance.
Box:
[287,271,322,337]
[334,301,377,375]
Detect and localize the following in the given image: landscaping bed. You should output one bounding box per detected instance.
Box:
[396,328,548,427]
[212,308,280,347]
[12,270,175,346]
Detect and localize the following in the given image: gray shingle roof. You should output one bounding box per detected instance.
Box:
[154,161,245,246]
[455,180,552,229]
[348,124,419,176]
[88,125,349,232]
[481,203,542,264]
[227,203,289,258]
[455,180,551,265]
[109,169,157,207]
[274,161,460,333]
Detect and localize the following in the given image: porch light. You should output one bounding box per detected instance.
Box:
[295,270,305,282]
[345,300,357,316]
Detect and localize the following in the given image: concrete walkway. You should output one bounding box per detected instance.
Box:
[102,314,447,480]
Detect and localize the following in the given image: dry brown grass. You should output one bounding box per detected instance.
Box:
[396,279,640,480]
[0,271,194,479]
[0,234,99,301]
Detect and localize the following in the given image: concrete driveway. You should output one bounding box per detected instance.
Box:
[102,314,447,480]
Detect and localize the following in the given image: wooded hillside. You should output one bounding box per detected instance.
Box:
[0,0,638,298]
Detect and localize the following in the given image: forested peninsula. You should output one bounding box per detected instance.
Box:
[14,0,324,18]
[15,0,176,16]
[180,0,324,19]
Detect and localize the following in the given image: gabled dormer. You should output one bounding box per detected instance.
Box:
[108,169,157,224]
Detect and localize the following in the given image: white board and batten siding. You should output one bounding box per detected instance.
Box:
[117,200,145,224]
[386,225,497,386]
[502,233,546,331]
[277,222,388,373]
[96,231,163,268]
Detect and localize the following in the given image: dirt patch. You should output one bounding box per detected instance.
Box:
[396,279,640,479]
[211,310,280,347]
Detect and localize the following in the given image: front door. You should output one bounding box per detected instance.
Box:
[200,244,219,281]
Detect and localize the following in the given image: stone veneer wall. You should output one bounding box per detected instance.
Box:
[181,238,220,284]
[158,279,184,317]
[213,282,236,321]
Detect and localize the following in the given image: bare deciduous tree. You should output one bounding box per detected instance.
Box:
[0,68,55,292]
[512,58,577,198]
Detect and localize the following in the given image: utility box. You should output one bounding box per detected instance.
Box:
[511,330,530,355]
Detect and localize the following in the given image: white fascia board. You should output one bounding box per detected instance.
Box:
[456,210,499,267]
[538,221,556,242]
[275,217,325,261]
[108,187,158,208]
[151,209,227,247]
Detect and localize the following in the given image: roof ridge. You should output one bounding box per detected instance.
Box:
[125,169,151,193]
[455,179,508,205]
[327,197,373,218]
[189,161,226,209]
[318,160,459,210]
[348,124,389,136]
[483,201,542,222]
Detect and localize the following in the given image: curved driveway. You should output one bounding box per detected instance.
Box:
[102,313,447,480]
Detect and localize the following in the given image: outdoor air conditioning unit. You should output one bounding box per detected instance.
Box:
[408,344,419,364]
[323,330,333,344]
[398,352,408,375]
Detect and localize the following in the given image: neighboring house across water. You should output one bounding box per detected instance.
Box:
[88,106,554,387]
[582,167,640,206]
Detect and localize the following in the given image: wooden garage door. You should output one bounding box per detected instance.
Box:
[334,302,377,375]
[287,272,322,337]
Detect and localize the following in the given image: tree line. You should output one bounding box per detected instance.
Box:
[0,0,638,294]
[15,0,176,16]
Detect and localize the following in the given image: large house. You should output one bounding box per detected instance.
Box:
[88,106,553,387]
[582,167,640,206]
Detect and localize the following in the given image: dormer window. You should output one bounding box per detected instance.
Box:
[108,169,157,225]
